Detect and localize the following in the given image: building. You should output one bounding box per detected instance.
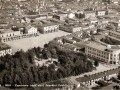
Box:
[0,43,12,57]
[73,31,83,38]
[89,17,98,24]
[77,67,120,87]
[60,24,82,33]
[63,38,76,44]
[53,14,67,21]
[85,41,120,64]
[111,0,119,4]
[72,36,82,42]
[109,31,120,39]
[54,36,64,44]
[21,17,31,23]
[0,29,21,42]
[109,21,120,28]
[84,11,96,18]
[82,25,90,30]
[49,40,80,52]
[12,23,27,33]
[65,18,79,25]
[102,0,110,4]
[75,11,84,19]
[98,18,110,24]
[25,25,38,35]
[37,24,59,34]
[62,43,78,52]
[96,10,108,16]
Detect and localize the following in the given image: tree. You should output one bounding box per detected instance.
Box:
[0,45,94,87]
[49,48,57,58]
[42,49,51,59]
[94,60,99,67]
[44,44,48,48]
[113,85,120,90]
[118,71,120,79]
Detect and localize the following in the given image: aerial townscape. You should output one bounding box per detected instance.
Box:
[1,0,120,90]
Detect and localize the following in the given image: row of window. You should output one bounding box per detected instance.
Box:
[0,50,12,56]
[87,53,109,60]
[87,52,119,61]
[1,33,20,37]
[86,48,108,55]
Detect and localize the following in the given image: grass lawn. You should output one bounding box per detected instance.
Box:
[5,30,69,53]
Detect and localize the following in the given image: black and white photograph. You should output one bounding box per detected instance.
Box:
[0,0,120,90]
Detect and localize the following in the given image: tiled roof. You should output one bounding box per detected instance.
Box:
[77,67,120,83]
[0,29,14,34]
[85,41,107,51]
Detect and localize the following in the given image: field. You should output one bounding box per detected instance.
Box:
[5,30,69,53]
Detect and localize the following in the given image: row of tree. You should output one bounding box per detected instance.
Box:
[0,44,94,88]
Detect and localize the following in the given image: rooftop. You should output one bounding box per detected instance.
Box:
[76,67,120,83]
[85,41,107,51]
[0,29,14,34]
[84,11,95,14]
[109,31,120,35]
[109,45,120,50]
[0,43,11,51]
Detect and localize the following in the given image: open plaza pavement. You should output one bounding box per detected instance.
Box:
[5,30,69,53]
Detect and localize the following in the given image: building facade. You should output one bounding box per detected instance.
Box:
[0,30,21,42]
[77,67,120,87]
[0,48,12,57]
[0,30,21,38]
[53,14,67,21]
[0,43,12,57]
[96,10,107,16]
[109,31,120,39]
[60,25,82,33]
[85,41,120,64]
[25,26,38,35]
[38,24,59,34]
[84,11,96,18]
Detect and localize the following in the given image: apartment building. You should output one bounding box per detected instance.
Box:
[85,41,120,64]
